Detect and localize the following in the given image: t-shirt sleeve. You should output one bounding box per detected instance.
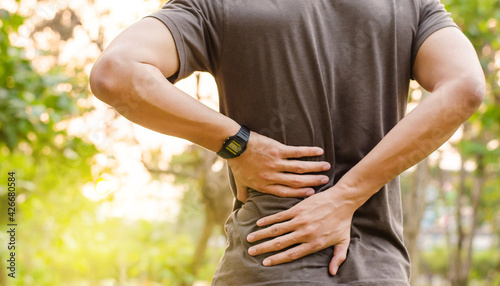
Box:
[411,0,459,79]
[144,0,224,83]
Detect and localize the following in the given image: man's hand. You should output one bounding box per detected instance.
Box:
[90,18,331,204]
[227,131,331,203]
[243,26,485,277]
[246,186,354,275]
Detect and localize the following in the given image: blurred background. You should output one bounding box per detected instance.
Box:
[0,0,498,285]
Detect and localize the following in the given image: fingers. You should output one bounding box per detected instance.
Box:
[269,173,330,188]
[255,209,294,227]
[260,242,313,266]
[235,178,248,203]
[280,145,324,158]
[277,160,331,174]
[263,185,316,198]
[329,241,349,276]
[247,220,294,242]
[248,232,297,256]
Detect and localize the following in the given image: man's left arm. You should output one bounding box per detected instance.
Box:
[245,27,485,275]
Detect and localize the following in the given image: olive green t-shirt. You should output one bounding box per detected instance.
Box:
[147,0,458,284]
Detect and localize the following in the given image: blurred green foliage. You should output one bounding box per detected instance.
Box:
[421,248,500,285]
[0,0,499,285]
[0,5,219,285]
[414,0,500,284]
[0,9,83,151]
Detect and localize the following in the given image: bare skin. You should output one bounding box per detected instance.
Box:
[246,27,485,275]
[89,18,331,203]
[90,17,485,277]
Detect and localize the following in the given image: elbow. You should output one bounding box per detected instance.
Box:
[444,74,486,115]
[89,53,127,105]
[459,75,486,112]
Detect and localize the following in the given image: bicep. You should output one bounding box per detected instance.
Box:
[413,27,484,93]
[99,17,179,79]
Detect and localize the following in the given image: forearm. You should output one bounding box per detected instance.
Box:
[90,58,240,153]
[334,79,483,208]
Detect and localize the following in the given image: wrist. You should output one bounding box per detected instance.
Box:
[205,120,240,153]
[217,124,251,159]
[326,175,376,212]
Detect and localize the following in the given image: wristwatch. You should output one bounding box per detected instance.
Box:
[217,125,250,159]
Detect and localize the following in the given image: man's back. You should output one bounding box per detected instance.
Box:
[146,1,457,283]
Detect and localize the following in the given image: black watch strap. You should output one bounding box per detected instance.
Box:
[217,125,250,159]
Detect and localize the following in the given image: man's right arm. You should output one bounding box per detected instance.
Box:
[89,18,331,201]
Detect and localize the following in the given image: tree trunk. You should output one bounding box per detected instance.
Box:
[449,155,467,285]
[460,154,485,284]
[403,158,430,285]
[449,122,470,286]
[448,124,487,286]
[191,216,215,276]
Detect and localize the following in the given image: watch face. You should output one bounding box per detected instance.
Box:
[227,141,242,154]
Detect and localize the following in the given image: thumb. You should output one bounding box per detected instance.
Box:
[235,178,248,203]
[329,240,349,276]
